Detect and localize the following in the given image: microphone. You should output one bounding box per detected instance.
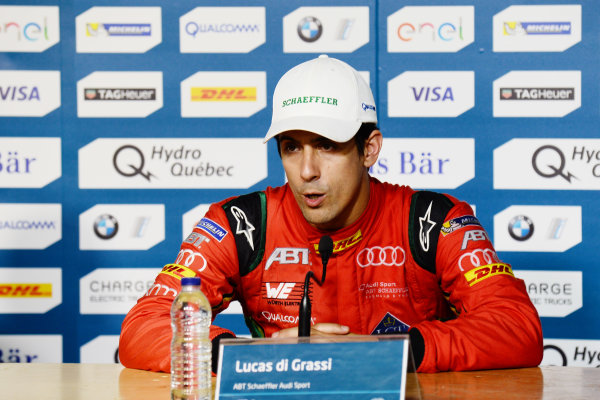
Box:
[298,235,334,337]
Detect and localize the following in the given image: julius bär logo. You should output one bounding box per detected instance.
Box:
[297,16,322,42]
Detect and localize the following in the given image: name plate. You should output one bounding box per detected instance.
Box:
[216,335,410,399]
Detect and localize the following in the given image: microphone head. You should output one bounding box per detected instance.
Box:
[318,235,334,265]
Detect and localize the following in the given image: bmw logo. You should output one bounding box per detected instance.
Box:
[94,214,119,240]
[297,16,323,43]
[508,215,534,241]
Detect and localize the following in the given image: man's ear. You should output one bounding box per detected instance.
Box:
[363,130,382,168]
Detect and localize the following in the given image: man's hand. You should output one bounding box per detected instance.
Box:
[272,323,352,338]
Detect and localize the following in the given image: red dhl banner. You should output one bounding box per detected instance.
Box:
[191,87,257,101]
[159,263,196,280]
[0,284,52,297]
[464,263,514,287]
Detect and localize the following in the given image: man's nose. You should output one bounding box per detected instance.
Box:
[300,147,319,182]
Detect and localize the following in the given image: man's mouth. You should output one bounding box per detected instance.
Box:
[303,193,325,207]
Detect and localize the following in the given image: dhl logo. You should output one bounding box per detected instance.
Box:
[314,229,362,254]
[159,264,196,280]
[191,87,256,102]
[0,284,52,297]
[464,263,514,287]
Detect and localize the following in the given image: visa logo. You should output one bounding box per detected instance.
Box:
[0,86,40,101]
[411,86,454,101]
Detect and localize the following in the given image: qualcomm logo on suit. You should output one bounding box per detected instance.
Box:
[388,71,474,117]
[494,139,600,190]
[493,205,581,252]
[76,7,162,53]
[369,138,474,189]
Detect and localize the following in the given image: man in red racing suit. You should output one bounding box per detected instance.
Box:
[119,55,543,374]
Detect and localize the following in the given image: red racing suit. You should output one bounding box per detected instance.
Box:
[119,178,543,373]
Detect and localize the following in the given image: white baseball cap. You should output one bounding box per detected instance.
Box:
[264,55,377,143]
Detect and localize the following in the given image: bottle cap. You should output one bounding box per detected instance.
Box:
[181,277,201,286]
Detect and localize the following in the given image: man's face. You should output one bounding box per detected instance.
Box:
[279,131,371,231]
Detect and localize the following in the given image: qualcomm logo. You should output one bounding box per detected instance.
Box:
[180,7,265,53]
[493,205,581,252]
[79,204,164,250]
[493,5,581,52]
[0,6,60,52]
[283,7,369,53]
[0,70,61,117]
[387,6,474,53]
[76,7,162,53]
[369,138,474,189]
[0,137,61,188]
[78,138,267,189]
[388,71,474,117]
[77,71,163,118]
[493,71,580,117]
[494,139,600,190]
[0,203,61,249]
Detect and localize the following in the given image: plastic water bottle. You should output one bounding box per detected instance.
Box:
[171,277,212,400]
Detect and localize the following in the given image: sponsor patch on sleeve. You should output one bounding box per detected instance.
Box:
[159,263,196,280]
[196,217,228,242]
[441,215,481,236]
[464,263,514,286]
[370,312,410,335]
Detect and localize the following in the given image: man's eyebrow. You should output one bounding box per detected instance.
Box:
[278,134,296,143]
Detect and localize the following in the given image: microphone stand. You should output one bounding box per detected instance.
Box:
[298,236,333,337]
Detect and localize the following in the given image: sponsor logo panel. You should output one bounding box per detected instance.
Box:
[493,205,581,252]
[283,7,369,53]
[457,248,500,272]
[463,263,514,286]
[79,268,157,314]
[80,335,120,364]
[371,312,410,334]
[78,138,267,189]
[387,6,474,53]
[494,139,600,190]
[359,282,409,300]
[0,6,60,52]
[77,71,163,118]
[388,71,474,117]
[180,7,265,53]
[79,204,164,250]
[516,270,582,317]
[493,71,580,117]
[0,203,61,249]
[0,268,62,314]
[0,70,61,117]
[265,248,310,271]
[493,5,581,52]
[369,138,474,189]
[182,204,210,241]
[441,215,481,237]
[181,71,266,118]
[76,7,162,53]
[542,339,600,367]
[314,229,362,254]
[0,137,61,188]
[0,335,62,362]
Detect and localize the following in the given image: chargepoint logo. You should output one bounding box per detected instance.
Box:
[0,268,62,314]
[0,137,61,188]
[493,71,580,117]
[0,6,60,52]
[542,339,600,368]
[388,71,474,117]
[387,6,474,53]
[180,7,265,53]
[181,71,266,118]
[515,270,582,317]
[493,205,581,252]
[76,7,162,53]
[283,7,369,53]
[79,268,157,314]
[369,138,474,189]
[77,71,163,118]
[494,139,600,190]
[78,138,267,189]
[0,203,61,249]
[79,204,164,250]
[0,70,61,117]
[0,335,62,363]
[493,5,581,52]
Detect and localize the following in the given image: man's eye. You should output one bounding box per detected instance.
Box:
[283,143,298,152]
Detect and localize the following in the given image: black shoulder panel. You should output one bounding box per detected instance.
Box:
[222,191,267,277]
[408,191,454,274]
